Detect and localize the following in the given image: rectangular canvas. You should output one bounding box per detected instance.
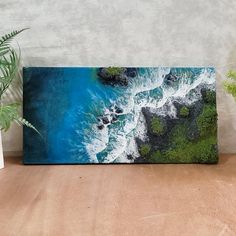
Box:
[23,67,218,164]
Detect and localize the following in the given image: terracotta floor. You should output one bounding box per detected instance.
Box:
[0,155,236,236]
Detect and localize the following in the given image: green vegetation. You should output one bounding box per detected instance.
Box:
[164,136,217,163]
[168,119,216,163]
[141,95,218,163]
[179,106,189,117]
[206,91,216,104]
[224,82,236,99]
[0,29,39,133]
[104,67,125,77]
[197,104,217,137]
[149,150,165,163]
[148,122,217,163]
[170,124,188,146]
[224,70,236,99]
[203,90,216,104]
[139,144,151,156]
[227,70,236,78]
[151,117,165,135]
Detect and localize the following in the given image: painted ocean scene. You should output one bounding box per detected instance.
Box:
[23,67,218,164]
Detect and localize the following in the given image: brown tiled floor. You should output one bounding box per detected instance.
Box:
[0,155,236,236]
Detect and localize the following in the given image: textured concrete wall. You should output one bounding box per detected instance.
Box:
[1,0,236,153]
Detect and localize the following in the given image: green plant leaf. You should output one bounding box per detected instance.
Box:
[0,28,39,134]
[0,103,40,135]
[227,70,236,80]
[17,117,41,135]
[0,49,19,98]
[0,103,20,131]
[224,81,236,99]
[0,29,28,52]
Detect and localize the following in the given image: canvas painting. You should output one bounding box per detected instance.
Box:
[23,67,218,164]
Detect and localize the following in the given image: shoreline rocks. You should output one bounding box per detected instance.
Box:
[96,105,123,130]
[134,87,217,163]
[164,72,178,85]
[97,67,138,86]
[134,88,215,163]
[102,117,109,125]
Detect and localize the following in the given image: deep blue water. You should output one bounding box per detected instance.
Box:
[23,67,122,163]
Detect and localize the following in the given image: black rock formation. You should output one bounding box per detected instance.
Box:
[97,68,128,86]
[102,117,110,124]
[97,124,104,130]
[164,72,178,85]
[115,106,123,114]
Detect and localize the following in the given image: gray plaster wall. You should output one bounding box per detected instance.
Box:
[1,0,236,153]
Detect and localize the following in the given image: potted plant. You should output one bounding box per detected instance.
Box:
[224,70,236,99]
[0,29,38,169]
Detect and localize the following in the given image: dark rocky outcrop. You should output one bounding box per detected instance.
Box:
[97,67,138,86]
[134,90,215,163]
[125,68,137,78]
[164,72,178,85]
[127,154,134,160]
[97,124,104,130]
[111,114,118,123]
[97,68,128,86]
[115,105,123,114]
[96,105,123,129]
[134,86,218,163]
[139,107,180,152]
[102,117,109,125]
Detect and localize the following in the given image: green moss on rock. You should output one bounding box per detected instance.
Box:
[197,104,217,137]
[136,88,218,164]
[139,144,151,156]
[179,106,189,117]
[145,111,218,163]
[150,150,165,163]
[151,117,165,135]
[104,67,125,77]
[171,124,189,146]
[164,136,217,163]
[202,90,216,104]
